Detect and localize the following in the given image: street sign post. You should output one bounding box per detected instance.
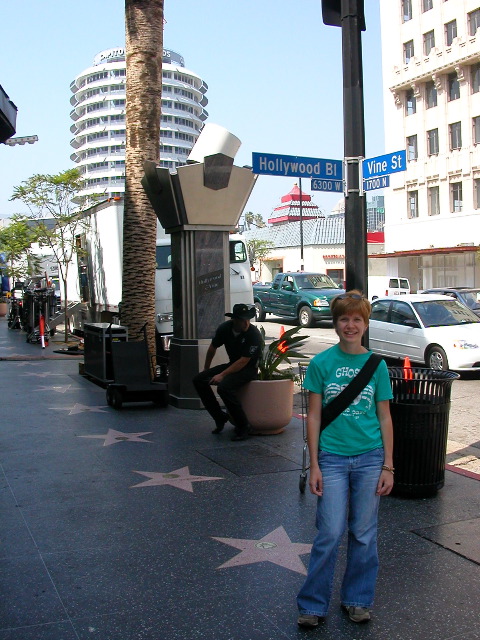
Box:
[252,152,342,180]
[362,150,406,180]
[311,178,344,192]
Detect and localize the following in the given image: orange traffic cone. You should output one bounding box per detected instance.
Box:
[403,356,413,380]
[278,326,288,353]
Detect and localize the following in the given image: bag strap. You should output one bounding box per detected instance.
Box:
[320,353,383,432]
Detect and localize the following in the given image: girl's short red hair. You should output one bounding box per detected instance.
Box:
[330,290,371,325]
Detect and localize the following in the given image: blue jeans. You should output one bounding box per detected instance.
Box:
[297,447,384,616]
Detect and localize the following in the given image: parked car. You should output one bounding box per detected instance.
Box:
[420,287,480,318]
[369,294,480,371]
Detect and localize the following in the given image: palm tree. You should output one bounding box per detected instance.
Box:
[122,0,164,355]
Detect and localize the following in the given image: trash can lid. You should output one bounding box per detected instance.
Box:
[388,367,459,381]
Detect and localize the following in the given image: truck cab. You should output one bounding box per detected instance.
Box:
[253,272,343,327]
[155,233,253,352]
[368,276,411,301]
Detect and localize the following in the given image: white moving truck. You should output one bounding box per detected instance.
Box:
[64,199,253,350]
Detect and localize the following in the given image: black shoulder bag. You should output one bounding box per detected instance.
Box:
[320,353,383,432]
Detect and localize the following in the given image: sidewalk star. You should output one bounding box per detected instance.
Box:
[35,385,75,393]
[78,429,153,446]
[50,403,109,414]
[131,466,223,492]
[22,372,65,378]
[13,362,41,367]
[212,526,312,575]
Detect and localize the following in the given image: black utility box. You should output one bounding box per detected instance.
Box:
[83,323,128,384]
[388,367,459,498]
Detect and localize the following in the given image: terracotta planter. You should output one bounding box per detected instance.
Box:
[238,378,294,435]
[0,302,7,317]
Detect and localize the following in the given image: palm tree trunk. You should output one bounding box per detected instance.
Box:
[123,0,163,357]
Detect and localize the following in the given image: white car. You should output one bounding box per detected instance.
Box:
[369,294,480,371]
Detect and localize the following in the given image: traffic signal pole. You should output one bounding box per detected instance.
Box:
[322,0,368,342]
[340,0,367,297]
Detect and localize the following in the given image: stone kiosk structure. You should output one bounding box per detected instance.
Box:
[143,124,256,408]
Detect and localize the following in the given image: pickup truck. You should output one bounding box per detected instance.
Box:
[253,272,344,327]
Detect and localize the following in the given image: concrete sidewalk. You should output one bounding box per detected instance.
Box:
[0,318,479,640]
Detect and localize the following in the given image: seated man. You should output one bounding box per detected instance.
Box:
[192,303,262,441]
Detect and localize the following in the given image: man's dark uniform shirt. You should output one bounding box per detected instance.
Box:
[212,320,262,370]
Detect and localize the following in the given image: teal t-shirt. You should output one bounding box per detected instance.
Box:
[303,344,393,456]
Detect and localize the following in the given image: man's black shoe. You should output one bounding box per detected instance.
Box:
[212,413,229,434]
[231,430,250,441]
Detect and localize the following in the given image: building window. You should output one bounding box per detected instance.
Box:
[423,0,433,11]
[408,191,419,218]
[472,63,480,93]
[407,135,418,160]
[445,20,457,46]
[427,128,439,155]
[473,117,480,144]
[448,72,460,100]
[469,9,480,36]
[428,186,440,216]
[474,179,480,209]
[423,30,435,55]
[406,89,416,115]
[402,0,412,21]
[451,182,463,212]
[426,80,438,107]
[404,40,414,63]
[449,122,462,150]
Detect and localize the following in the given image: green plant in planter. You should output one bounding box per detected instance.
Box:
[257,325,309,381]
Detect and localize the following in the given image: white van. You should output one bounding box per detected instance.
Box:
[368,276,411,301]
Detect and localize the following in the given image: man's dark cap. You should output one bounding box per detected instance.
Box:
[225,303,255,320]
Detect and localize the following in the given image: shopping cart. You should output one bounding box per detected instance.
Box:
[298,362,310,493]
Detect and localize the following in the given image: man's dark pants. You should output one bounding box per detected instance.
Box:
[192,364,257,433]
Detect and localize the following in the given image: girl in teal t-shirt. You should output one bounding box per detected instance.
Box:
[297,291,394,628]
[303,343,393,456]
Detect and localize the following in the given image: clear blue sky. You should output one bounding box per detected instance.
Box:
[0,0,384,220]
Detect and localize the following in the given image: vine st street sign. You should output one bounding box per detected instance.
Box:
[362,150,406,180]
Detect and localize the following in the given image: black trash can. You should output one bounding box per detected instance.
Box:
[388,367,459,498]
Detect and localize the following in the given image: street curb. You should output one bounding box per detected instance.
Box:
[445,464,480,481]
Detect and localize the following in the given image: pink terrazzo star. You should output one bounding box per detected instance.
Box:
[78,428,153,446]
[130,466,223,492]
[50,403,109,414]
[213,526,312,575]
[35,385,75,393]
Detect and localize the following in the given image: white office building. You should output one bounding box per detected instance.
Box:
[70,47,208,202]
[380,1,480,289]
